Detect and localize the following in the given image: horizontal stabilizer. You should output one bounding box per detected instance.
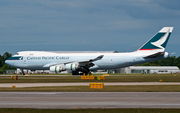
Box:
[143,52,165,58]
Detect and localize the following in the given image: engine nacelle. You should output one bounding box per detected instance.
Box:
[50,65,65,73]
[50,63,79,73]
[65,63,79,71]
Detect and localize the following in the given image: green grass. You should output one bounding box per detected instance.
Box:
[1,85,180,92]
[1,108,180,113]
[0,74,180,83]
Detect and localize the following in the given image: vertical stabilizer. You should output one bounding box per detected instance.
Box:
[138,27,173,52]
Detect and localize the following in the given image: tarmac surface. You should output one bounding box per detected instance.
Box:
[1,82,180,87]
[0,92,180,109]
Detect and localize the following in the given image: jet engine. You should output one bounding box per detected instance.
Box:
[50,63,79,73]
[65,63,79,71]
[50,65,66,73]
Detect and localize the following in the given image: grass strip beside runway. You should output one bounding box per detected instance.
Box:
[1,74,180,83]
[1,85,180,92]
[1,108,180,113]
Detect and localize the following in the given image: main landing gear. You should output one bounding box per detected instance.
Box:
[72,66,91,75]
[72,71,92,76]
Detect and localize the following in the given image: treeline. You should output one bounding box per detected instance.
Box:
[0,52,15,73]
[137,56,180,68]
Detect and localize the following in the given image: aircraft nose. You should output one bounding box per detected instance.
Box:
[5,60,13,66]
[5,60,8,64]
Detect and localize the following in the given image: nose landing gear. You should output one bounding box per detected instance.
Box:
[20,69,25,75]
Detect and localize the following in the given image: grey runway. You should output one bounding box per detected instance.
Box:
[1,82,180,87]
[0,92,180,109]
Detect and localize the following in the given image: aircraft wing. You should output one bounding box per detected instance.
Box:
[77,55,104,67]
[78,55,104,64]
[43,55,104,67]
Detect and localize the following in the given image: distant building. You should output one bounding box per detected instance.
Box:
[6,70,16,74]
[16,68,68,74]
[16,68,107,74]
[16,66,180,74]
[123,66,180,74]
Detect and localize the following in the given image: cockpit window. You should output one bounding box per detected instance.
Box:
[16,53,19,55]
[7,56,23,60]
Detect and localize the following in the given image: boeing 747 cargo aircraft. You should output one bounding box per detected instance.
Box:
[5,27,173,75]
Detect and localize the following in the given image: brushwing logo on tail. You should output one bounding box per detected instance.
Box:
[151,29,170,49]
[139,27,173,51]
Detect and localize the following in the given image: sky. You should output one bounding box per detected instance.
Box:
[0,0,180,56]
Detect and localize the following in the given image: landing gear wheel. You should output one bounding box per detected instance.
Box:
[72,71,79,75]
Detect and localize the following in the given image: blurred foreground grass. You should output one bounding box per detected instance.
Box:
[1,108,180,113]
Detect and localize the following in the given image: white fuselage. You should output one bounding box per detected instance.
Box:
[5,50,168,71]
